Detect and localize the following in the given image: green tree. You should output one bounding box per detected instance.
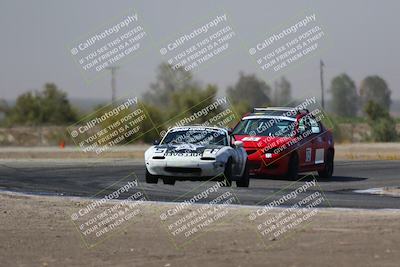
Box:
[138,102,165,143]
[169,85,220,120]
[143,63,198,109]
[364,100,397,142]
[273,76,292,105]
[227,72,271,108]
[143,62,230,125]
[0,99,8,113]
[88,100,165,144]
[0,99,10,125]
[330,74,358,117]
[140,63,232,142]
[40,83,78,124]
[231,101,251,120]
[360,75,391,111]
[5,83,77,126]
[5,92,42,125]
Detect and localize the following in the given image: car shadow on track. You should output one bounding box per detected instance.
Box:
[317,175,368,182]
[250,175,367,183]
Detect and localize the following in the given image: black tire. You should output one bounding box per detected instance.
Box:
[162,176,176,185]
[145,169,158,184]
[222,159,233,187]
[318,150,334,179]
[286,153,299,180]
[236,162,250,187]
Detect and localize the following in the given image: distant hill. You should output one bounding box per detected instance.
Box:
[69,98,108,113]
[3,97,400,118]
[3,97,108,114]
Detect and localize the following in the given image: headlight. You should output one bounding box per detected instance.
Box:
[204,148,219,154]
[201,148,219,160]
[265,153,273,158]
[262,147,279,158]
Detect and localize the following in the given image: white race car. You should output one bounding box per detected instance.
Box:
[144,126,249,187]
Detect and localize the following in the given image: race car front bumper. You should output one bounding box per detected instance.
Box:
[146,158,225,178]
[247,151,290,176]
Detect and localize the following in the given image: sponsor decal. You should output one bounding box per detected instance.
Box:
[165,152,202,157]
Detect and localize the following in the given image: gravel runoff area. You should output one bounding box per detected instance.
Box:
[0,191,399,267]
[0,143,400,160]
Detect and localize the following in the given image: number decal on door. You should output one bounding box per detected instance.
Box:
[305,147,312,162]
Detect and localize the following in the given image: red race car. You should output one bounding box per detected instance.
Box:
[231,107,334,180]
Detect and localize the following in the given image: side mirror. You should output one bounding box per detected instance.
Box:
[234,140,243,148]
[153,140,160,145]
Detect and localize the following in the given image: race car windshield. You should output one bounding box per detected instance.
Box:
[232,118,295,137]
[161,130,228,146]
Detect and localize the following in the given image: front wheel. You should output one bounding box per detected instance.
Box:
[286,153,299,180]
[318,150,334,179]
[236,162,250,187]
[222,159,232,187]
[145,169,158,184]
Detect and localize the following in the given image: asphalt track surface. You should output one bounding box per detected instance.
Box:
[0,160,399,209]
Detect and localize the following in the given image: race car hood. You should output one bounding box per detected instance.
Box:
[234,135,292,150]
[145,143,225,160]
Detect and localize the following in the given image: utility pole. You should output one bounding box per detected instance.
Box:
[106,66,119,102]
[320,60,325,109]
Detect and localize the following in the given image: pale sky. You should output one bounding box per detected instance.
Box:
[0,0,399,101]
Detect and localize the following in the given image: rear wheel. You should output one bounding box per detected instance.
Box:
[236,162,250,187]
[222,159,233,187]
[145,169,158,184]
[286,153,299,180]
[162,176,176,185]
[318,150,334,179]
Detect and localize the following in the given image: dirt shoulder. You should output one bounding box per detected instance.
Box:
[334,143,400,160]
[1,192,399,267]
